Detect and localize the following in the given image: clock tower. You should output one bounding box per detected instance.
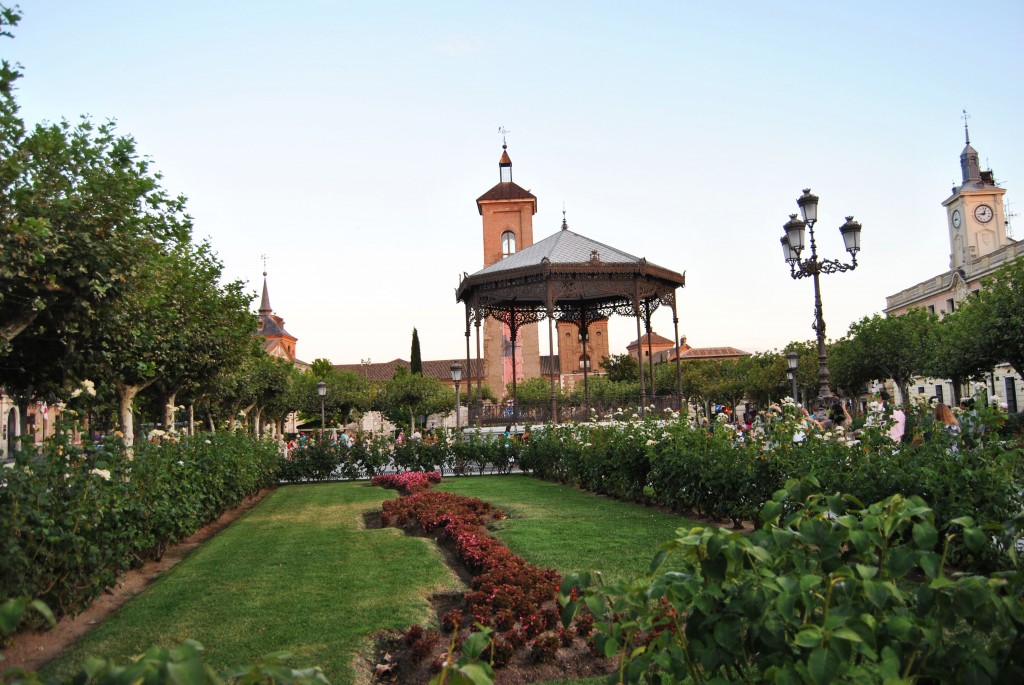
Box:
[942,116,1009,270]
[476,145,541,397]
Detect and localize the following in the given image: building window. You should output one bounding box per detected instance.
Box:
[926,305,935,315]
[1005,377,1019,414]
[578,332,589,342]
[946,298,955,314]
[918,386,925,394]
[578,354,591,370]
[935,385,944,404]
[501,231,516,257]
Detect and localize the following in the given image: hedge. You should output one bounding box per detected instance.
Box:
[0,430,281,623]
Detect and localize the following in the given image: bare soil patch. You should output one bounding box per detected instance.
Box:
[1,489,272,673]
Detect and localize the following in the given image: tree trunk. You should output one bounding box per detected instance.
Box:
[207,411,216,433]
[118,384,144,447]
[253,407,262,438]
[163,391,177,432]
[188,404,195,436]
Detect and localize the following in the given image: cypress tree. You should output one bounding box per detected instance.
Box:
[410,328,422,374]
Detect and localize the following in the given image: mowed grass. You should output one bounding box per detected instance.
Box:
[42,475,699,685]
[42,483,461,685]
[437,475,698,583]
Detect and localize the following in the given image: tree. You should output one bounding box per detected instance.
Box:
[600,354,639,383]
[925,302,995,404]
[410,328,422,375]
[377,366,452,430]
[830,310,939,403]
[1,9,191,402]
[968,257,1024,379]
[291,364,371,428]
[149,241,255,431]
[740,352,788,406]
[508,376,565,404]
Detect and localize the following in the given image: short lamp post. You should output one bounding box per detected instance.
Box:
[316,381,327,435]
[779,189,862,404]
[786,351,799,403]
[450,363,463,431]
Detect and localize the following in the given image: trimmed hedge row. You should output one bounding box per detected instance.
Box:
[0,431,281,622]
[518,408,1024,570]
[277,431,519,483]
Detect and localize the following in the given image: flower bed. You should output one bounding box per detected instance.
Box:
[375,472,599,679]
[370,470,441,495]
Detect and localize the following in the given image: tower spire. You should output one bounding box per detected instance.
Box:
[259,259,272,315]
[962,109,971,145]
[561,204,568,231]
[498,129,512,183]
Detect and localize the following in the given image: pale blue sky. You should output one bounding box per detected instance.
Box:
[10,1,1024,365]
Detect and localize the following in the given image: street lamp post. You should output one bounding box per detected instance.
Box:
[779,189,862,404]
[786,351,799,403]
[450,363,463,431]
[316,381,327,435]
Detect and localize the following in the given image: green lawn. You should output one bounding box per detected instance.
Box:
[42,475,699,684]
[42,483,461,684]
[437,475,697,583]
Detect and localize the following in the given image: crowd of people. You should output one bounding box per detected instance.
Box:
[721,389,988,451]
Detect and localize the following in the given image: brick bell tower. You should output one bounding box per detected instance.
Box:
[475,144,541,398]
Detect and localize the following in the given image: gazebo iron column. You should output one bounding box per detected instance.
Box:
[633,279,646,415]
[464,302,472,429]
[671,291,683,412]
[579,313,590,411]
[643,299,655,400]
[545,281,558,423]
[509,303,519,423]
[474,313,482,427]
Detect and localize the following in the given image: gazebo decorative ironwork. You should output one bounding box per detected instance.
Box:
[456,219,686,423]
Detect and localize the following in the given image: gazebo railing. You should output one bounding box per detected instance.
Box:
[470,395,681,427]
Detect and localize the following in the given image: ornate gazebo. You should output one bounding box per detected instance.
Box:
[456,219,686,422]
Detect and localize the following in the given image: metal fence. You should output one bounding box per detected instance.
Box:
[468,395,683,427]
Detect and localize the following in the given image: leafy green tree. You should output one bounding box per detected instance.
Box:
[706,359,746,412]
[600,354,639,383]
[925,302,996,404]
[508,376,565,404]
[377,366,451,431]
[308,358,336,380]
[829,310,939,404]
[968,257,1024,378]
[410,328,422,375]
[291,366,371,428]
[149,241,255,430]
[740,352,788,406]
[569,375,639,404]
[466,383,497,405]
[1,10,190,411]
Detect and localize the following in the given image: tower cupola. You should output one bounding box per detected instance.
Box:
[499,145,512,183]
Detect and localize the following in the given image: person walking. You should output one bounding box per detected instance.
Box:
[879,391,906,442]
[933,402,961,437]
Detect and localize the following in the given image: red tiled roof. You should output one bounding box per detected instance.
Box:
[475,182,537,214]
[676,346,750,360]
[627,332,676,349]
[334,358,484,383]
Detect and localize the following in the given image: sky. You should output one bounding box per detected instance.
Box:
[8,1,1024,366]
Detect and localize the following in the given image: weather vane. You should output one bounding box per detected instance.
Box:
[498,125,510,147]
[261,253,268,276]
[962,109,971,144]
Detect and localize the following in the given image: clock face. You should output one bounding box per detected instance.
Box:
[952,210,961,229]
[974,204,994,223]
